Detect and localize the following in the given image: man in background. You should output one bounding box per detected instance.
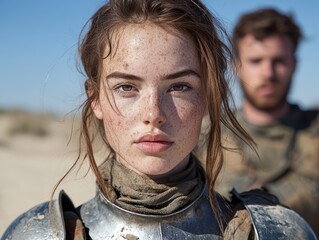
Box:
[216,8,319,235]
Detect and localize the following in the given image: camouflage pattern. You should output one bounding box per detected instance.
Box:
[215,104,319,237]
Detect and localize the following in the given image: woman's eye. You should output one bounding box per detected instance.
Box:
[114,84,137,92]
[113,84,138,97]
[169,84,191,92]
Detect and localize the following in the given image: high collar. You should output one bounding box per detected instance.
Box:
[77,181,229,240]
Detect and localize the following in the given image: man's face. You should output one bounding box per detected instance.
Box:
[236,34,296,111]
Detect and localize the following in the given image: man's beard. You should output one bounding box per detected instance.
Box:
[241,80,292,113]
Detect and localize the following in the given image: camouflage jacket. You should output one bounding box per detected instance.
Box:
[216,104,319,236]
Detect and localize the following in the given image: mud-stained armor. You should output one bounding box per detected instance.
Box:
[1,187,317,240]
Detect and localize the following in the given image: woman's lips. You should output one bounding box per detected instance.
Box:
[135,141,173,153]
[134,134,173,153]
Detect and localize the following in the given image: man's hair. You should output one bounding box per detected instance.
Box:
[233,8,303,56]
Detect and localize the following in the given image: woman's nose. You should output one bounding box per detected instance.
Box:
[142,92,167,126]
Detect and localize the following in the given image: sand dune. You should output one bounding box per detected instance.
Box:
[0,109,96,235]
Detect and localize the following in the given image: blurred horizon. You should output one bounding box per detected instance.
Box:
[0,1,319,235]
[1,0,319,116]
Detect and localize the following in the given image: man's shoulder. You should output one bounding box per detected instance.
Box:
[289,104,319,131]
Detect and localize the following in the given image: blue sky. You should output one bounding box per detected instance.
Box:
[1,0,318,115]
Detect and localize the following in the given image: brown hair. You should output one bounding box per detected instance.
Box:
[233,8,303,57]
[57,0,253,227]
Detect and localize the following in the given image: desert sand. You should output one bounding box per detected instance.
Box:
[0,109,97,236]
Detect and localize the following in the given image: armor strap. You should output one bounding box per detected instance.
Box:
[59,191,87,240]
[223,209,254,240]
[64,211,87,240]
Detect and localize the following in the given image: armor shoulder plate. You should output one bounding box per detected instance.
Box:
[231,188,317,240]
[1,191,74,240]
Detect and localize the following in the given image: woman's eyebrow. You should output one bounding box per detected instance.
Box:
[162,69,200,80]
[106,72,143,81]
[105,69,200,81]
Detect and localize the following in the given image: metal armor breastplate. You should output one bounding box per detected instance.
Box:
[231,189,317,240]
[2,188,317,239]
[78,186,227,240]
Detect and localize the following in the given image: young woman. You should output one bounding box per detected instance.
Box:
[2,0,316,239]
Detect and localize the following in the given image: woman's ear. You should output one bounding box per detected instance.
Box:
[86,80,103,120]
[91,98,103,120]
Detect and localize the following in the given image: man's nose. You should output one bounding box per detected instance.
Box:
[262,61,276,80]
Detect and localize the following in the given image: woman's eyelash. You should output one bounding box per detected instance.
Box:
[112,82,193,95]
[114,84,137,92]
[169,83,192,92]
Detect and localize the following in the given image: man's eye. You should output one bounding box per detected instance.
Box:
[169,84,191,92]
[250,59,261,64]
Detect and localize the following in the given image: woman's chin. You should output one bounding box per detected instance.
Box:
[117,154,189,180]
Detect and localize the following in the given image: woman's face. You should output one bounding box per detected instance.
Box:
[92,23,206,180]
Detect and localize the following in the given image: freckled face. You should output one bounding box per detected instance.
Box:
[92,23,206,180]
